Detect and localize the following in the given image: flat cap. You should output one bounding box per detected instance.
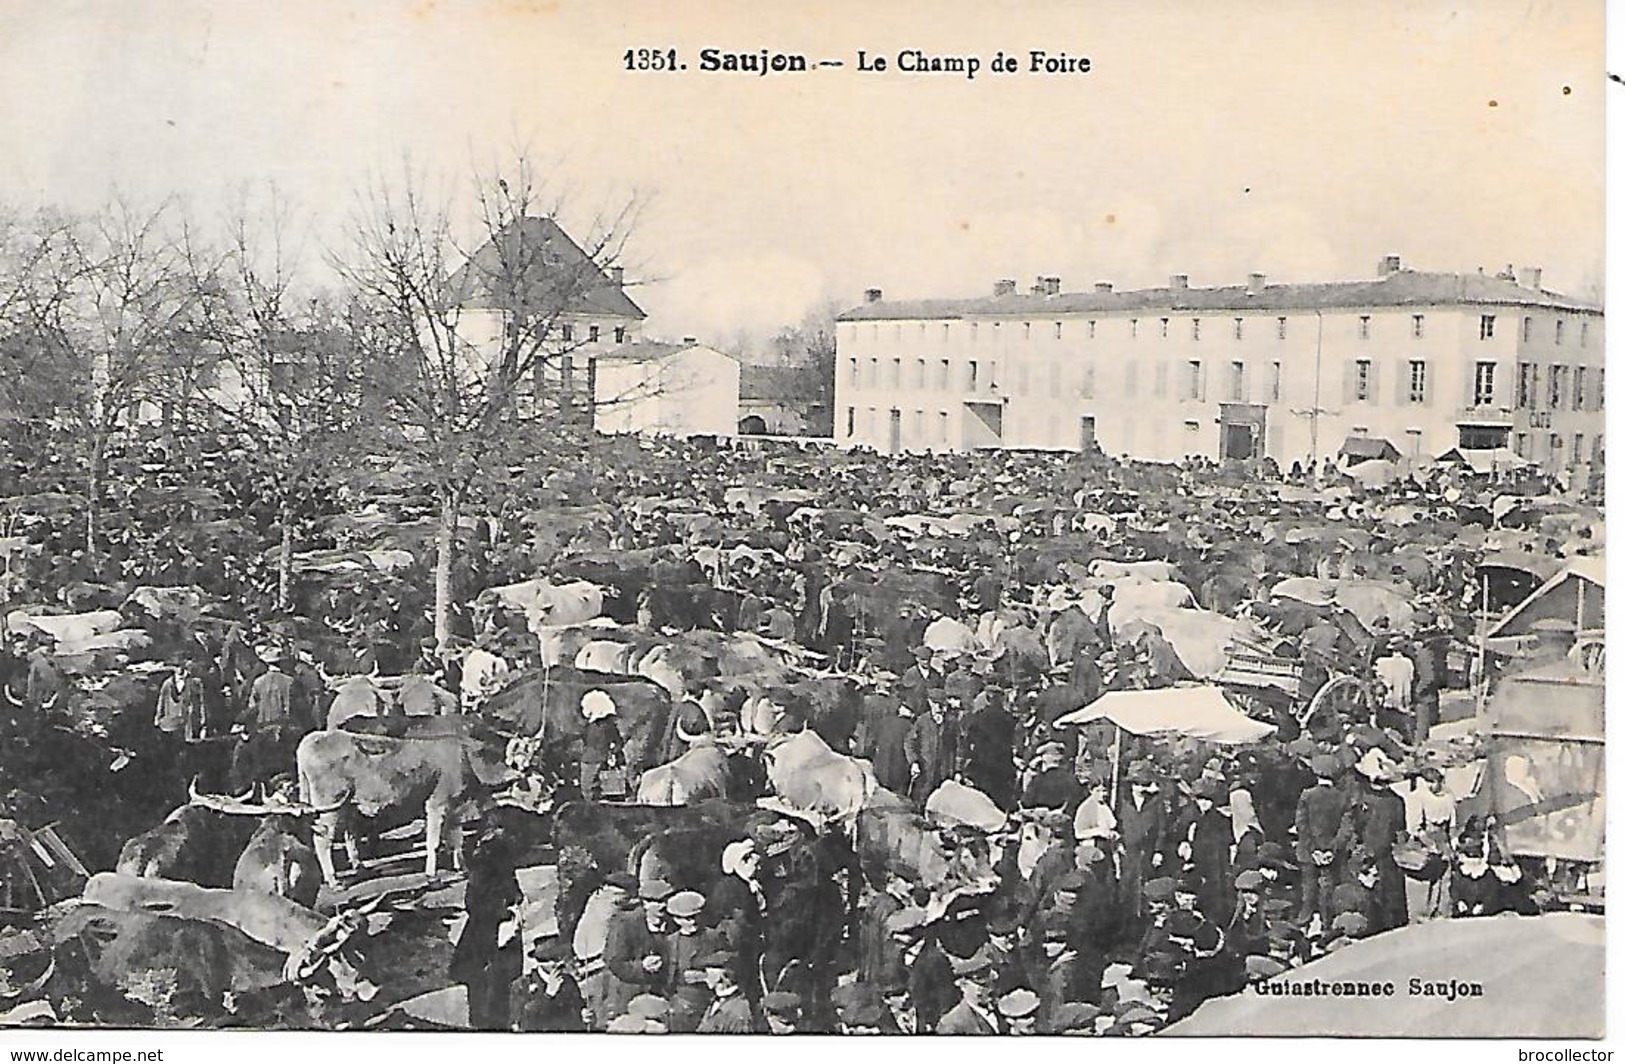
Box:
[1143,877,1177,902]
[997,988,1041,1019]
[627,994,670,1020]
[948,950,995,977]
[638,880,674,902]
[529,935,573,962]
[1309,754,1341,778]
[1234,870,1266,892]
[695,948,734,969]
[1331,912,1369,936]
[763,990,802,1016]
[665,890,705,917]
[1049,1002,1102,1031]
[603,871,638,893]
[885,907,930,936]
[1055,870,1089,891]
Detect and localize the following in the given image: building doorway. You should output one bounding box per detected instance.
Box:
[1218,402,1268,461]
[1079,416,1097,453]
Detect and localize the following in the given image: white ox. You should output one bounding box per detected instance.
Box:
[6,608,123,644]
[487,578,606,628]
[762,730,877,822]
[635,739,730,806]
[1090,559,1182,585]
[1106,580,1198,628]
[1119,607,1261,679]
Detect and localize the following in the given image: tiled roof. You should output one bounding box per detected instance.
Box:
[837,269,1600,321]
[449,216,646,320]
[597,340,740,364]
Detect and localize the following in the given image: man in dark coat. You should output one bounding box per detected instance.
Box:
[960,689,1017,810]
[1178,779,1235,926]
[603,881,673,1020]
[513,935,587,1032]
[859,694,913,794]
[1294,755,1354,929]
[904,697,958,805]
[451,818,523,1030]
[1116,760,1169,929]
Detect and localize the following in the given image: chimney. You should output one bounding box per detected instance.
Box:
[1030,280,1046,296]
[1516,266,1543,290]
[1497,264,1517,282]
[609,266,625,288]
[1169,274,1189,290]
[993,279,1017,297]
[1247,272,1266,295]
[1094,281,1114,294]
[1379,254,1401,276]
[1043,276,1062,296]
[681,336,697,344]
[864,287,883,304]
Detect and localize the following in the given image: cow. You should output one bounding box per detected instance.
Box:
[534,618,627,668]
[482,578,606,628]
[635,738,732,806]
[4,608,124,645]
[76,873,377,1001]
[855,788,997,897]
[325,674,387,730]
[294,725,512,886]
[1105,579,1199,627]
[233,813,321,908]
[51,905,289,1016]
[480,666,674,775]
[116,798,257,888]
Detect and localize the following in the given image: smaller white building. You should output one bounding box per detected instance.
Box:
[593,340,741,438]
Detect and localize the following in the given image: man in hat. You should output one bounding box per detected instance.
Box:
[1045,1000,1103,1036]
[997,987,1042,1035]
[905,693,959,806]
[832,983,898,1034]
[1023,742,1083,812]
[1165,912,1244,1023]
[936,949,1001,1033]
[602,880,672,1019]
[1294,755,1354,930]
[452,812,523,1030]
[663,889,719,1032]
[624,993,671,1033]
[899,644,942,697]
[695,949,760,1033]
[1177,777,1235,926]
[1034,918,1091,1029]
[514,935,587,1032]
[961,687,1017,810]
[1116,760,1169,929]
[859,875,910,986]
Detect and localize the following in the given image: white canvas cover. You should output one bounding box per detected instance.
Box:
[1054,685,1276,744]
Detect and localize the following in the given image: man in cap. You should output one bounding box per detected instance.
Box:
[662,889,719,1032]
[936,949,1001,1033]
[1177,776,1235,926]
[1227,870,1271,960]
[602,880,672,1019]
[961,687,1018,810]
[624,993,672,1033]
[514,934,587,1032]
[761,990,803,1034]
[451,812,523,1030]
[1165,912,1244,1023]
[996,987,1042,1035]
[1034,918,1091,1029]
[1045,1000,1103,1036]
[887,907,953,1031]
[1294,754,1354,931]
[695,948,760,1033]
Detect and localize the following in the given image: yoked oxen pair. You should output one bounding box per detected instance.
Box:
[117,779,324,907]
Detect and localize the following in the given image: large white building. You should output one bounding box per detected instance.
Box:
[834,257,1603,475]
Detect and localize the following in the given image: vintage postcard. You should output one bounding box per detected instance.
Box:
[0,0,1604,1047]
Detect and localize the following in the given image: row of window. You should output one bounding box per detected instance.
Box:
[555,323,627,344]
[844,406,953,443]
[1514,363,1601,412]
[849,312,1593,348]
[1512,431,1605,465]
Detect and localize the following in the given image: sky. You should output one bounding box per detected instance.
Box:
[0,0,1605,349]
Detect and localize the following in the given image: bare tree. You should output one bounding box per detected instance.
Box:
[0,200,217,563]
[337,157,639,647]
[192,189,369,609]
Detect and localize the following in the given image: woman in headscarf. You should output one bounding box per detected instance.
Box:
[708,838,769,998]
[1227,787,1265,873]
[578,690,625,800]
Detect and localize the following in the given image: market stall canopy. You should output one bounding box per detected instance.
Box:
[1161,913,1603,1038]
[1485,557,1604,640]
[1053,685,1275,744]
[1338,435,1401,465]
[1435,447,1532,475]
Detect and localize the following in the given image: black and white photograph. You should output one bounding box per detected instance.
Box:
[0,0,1607,1046]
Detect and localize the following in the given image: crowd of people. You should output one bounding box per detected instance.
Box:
[0,426,1601,1032]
